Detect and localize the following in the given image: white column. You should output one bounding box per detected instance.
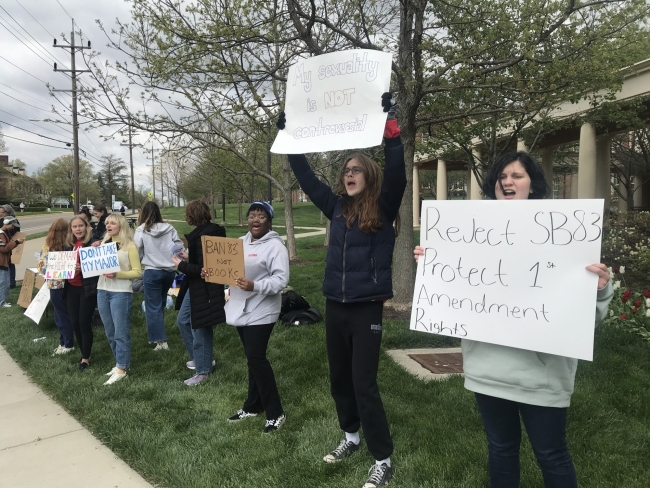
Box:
[541,149,553,198]
[596,137,611,211]
[517,139,528,153]
[618,181,628,213]
[570,173,579,199]
[470,148,482,200]
[413,164,420,228]
[437,159,448,200]
[578,122,597,198]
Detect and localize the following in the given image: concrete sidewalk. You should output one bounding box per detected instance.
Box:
[0,345,154,488]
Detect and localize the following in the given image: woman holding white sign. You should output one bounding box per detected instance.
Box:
[97,214,142,386]
[65,216,100,371]
[279,94,404,488]
[415,151,613,488]
[37,218,74,355]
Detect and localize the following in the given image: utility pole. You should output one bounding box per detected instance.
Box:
[119,118,137,213]
[53,20,91,214]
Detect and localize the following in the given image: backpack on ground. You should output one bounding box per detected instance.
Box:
[281,307,323,326]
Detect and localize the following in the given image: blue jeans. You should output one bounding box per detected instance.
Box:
[50,288,74,348]
[143,269,175,343]
[98,290,133,370]
[475,393,577,488]
[177,291,214,375]
[0,268,9,306]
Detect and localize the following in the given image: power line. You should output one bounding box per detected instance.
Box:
[0,54,47,83]
[54,0,73,20]
[14,0,57,39]
[3,133,70,149]
[0,120,72,145]
[0,90,53,112]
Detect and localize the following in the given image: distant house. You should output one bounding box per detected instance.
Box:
[0,155,43,202]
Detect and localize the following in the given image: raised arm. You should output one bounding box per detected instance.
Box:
[287,154,338,219]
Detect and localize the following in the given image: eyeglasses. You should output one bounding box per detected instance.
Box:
[247,215,268,222]
[343,167,363,176]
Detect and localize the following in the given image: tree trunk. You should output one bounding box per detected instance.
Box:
[324,220,331,247]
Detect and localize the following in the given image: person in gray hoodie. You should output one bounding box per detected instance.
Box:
[221,201,289,433]
[134,201,183,350]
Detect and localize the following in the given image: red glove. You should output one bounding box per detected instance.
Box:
[384,118,400,139]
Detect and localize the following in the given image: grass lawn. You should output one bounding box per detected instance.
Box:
[1,231,649,487]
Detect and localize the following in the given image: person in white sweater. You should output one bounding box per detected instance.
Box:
[96,214,142,386]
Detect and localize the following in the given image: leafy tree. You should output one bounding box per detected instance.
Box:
[85,0,649,307]
[97,155,129,205]
[35,155,100,206]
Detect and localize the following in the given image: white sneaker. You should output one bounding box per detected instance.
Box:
[153,341,169,351]
[53,346,74,356]
[1,303,11,308]
[105,367,118,376]
[103,371,127,385]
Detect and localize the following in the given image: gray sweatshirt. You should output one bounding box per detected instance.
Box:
[133,222,183,272]
[225,230,290,326]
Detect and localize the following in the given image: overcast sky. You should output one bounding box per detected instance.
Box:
[0,0,154,190]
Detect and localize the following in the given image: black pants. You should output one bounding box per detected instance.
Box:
[237,323,283,420]
[66,285,97,360]
[9,263,15,287]
[325,299,393,461]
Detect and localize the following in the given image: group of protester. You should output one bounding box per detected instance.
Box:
[0,94,615,488]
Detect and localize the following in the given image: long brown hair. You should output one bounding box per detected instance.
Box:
[45,218,68,252]
[335,153,383,233]
[66,216,93,246]
[139,201,163,232]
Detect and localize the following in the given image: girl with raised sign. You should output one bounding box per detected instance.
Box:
[415,151,613,488]
[37,218,74,355]
[171,200,226,386]
[134,201,184,352]
[97,214,142,385]
[64,216,100,371]
[220,202,289,433]
[278,94,405,488]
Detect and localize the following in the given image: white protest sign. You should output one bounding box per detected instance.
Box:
[44,251,78,279]
[410,199,604,361]
[79,243,121,278]
[271,49,393,154]
[24,283,50,324]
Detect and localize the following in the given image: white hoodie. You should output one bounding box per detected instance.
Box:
[133,222,183,272]
[225,230,290,326]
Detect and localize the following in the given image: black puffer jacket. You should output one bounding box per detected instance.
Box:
[175,222,227,329]
[288,136,406,302]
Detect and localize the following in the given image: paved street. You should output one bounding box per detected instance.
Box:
[13,212,72,235]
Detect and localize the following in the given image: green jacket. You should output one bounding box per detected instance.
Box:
[462,281,614,407]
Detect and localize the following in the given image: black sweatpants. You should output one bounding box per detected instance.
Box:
[325,299,393,461]
[66,284,97,360]
[237,323,284,420]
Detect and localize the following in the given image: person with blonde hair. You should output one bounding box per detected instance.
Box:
[64,216,100,371]
[37,218,74,355]
[96,214,142,385]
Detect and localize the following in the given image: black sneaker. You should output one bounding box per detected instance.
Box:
[228,409,259,422]
[362,463,393,488]
[323,439,361,463]
[262,414,286,433]
[78,361,90,372]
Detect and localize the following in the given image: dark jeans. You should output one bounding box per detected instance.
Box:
[50,288,74,348]
[66,284,97,360]
[325,299,393,461]
[237,323,283,420]
[143,269,175,343]
[475,393,577,488]
[9,263,15,287]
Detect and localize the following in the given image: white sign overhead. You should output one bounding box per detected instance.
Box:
[271,49,393,154]
[410,199,605,361]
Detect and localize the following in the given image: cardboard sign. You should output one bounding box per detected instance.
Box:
[410,199,604,361]
[201,236,245,286]
[79,243,121,278]
[17,268,45,308]
[11,232,27,264]
[24,283,50,324]
[44,251,78,279]
[271,49,393,154]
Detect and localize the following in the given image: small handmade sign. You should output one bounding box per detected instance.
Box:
[11,232,27,264]
[44,251,78,279]
[201,236,245,286]
[79,243,121,278]
[24,283,50,324]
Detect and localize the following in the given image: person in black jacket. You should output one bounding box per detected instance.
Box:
[172,200,226,386]
[64,215,100,371]
[279,94,406,488]
[92,204,108,240]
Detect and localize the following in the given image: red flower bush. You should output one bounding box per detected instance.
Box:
[621,296,629,303]
[620,314,627,320]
